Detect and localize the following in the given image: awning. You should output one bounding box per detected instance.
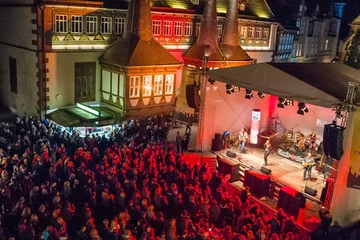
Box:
[46,104,118,127]
[208,63,360,108]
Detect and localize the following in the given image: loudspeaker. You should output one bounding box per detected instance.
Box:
[295,192,306,209]
[215,133,222,140]
[304,186,318,196]
[277,187,301,218]
[244,170,271,198]
[260,166,272,175]
[211,139,222,151]
[323,124,345,160]
[217,157,240,182]
[186,85,199,109]
[226,150,237,158]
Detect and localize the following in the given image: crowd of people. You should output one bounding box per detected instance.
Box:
[0,115,331,239]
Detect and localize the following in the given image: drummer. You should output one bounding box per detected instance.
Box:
[310,130,317,144]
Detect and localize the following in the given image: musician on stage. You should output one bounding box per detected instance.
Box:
[302,152,315,180]
[310,130,317,143]
[238,128,248,154]
[264,139,272,166]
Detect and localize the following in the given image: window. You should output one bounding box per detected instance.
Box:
[9,57,17,94]
[163,21,172,36]
[195,22,201,36]
[191,0,199,4]
[143,76,152,97]
[248,27,255,38]
[217,25,223,39]
[86,16,97,34]
[101,17,112,34]
[174,21,183,36]
[154,75,163,96]
[165,75,174,94]
[240,26,247,38]
[184,22,193,36]
[255,27,262,39]
[115,17,125,34]
[71,16,83,33]
[152,20,161,35]
[55,15,68,33]
[263,28,269,39]
[325,39,329,50]
[129,76,140,98]
[75,62,96,102]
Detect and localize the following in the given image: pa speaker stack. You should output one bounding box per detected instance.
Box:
[217,157,240,182]
[277,186,303,219]
[323,124,345,160]
[211,133,223,151]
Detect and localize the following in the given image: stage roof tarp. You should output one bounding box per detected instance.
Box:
[208,63,360,108]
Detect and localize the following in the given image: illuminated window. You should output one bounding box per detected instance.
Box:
[154,75,163,96]
[129,76,140,98]
[255,27,262,39]
[55,15,68,33]
[195,22,201,36]
[143,76,152,97]
[165,75,174,94]
[86,16,97,34]
[174,21,183,36]
[263,28,269,39]
[248,27,255,38]
[71,16,83,33]
[152,20,161,35]
[325,39,329,50]
[240,26,247,38]
[184,22,193,36]
[115,17,125,34]
[163,21,172,36]
[239,3,246,11]
[101,17,112,34]
[191,0,199,5]
[217,24,223,39]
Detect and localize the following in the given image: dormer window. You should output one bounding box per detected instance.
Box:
[191,0,200,5]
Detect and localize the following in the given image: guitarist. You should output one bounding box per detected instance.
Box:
[238,128,248,154]
[302,152,315,180]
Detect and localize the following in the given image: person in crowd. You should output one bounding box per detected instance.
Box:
[0,114,303,240]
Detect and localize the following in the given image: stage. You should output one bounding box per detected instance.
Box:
[217,146,326,201]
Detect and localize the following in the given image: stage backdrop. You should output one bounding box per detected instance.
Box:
[347,108,360,189]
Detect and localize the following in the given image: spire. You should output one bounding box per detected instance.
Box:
[196,0,218,48]
[131,0,153,41]
[222,0,240,46]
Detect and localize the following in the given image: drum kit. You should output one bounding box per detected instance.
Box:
[293,130,320,153]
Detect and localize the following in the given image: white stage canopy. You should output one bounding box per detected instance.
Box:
[208,63,360,108]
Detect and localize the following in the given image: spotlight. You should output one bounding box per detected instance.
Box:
[286,99,294,106]
[245,89,254,99]
[277,97,287,108]
[226,84,234,95]
[258,92,265,99]
[234,86,240,92]
[297,102,309,115]
[208,78,215,84]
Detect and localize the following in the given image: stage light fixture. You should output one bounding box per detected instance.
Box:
[277,97,287,108]
[286,99,294,106]
[245,89,254,99]
[234,86,240,92]
[297,102,309,115]
[226,84,234,95]
[208,78,215,84]
[258,92,265,99]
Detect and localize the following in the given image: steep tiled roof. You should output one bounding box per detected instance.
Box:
[99,36,180,67]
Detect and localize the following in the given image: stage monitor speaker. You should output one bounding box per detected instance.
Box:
[186,85,198,109]
[226,150,237,158]
[260,166,272,175]
[295,192,306,209]
[304,186,318,196]
[211,139,222,151]
[323,124,345,160]
[217,157,240,182]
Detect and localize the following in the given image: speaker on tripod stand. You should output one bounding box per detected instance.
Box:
[323,124,345,160]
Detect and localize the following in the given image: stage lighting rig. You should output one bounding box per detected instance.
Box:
[234,86,240,92]
[257,92,265,99]
[277,98,287,108]
[297,102,309,115]
[286,99,294,106]
[226,84,234,94]
[208,78,215,84]
[245,89,254,99]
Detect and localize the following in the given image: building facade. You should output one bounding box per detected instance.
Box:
[0,0,278,119]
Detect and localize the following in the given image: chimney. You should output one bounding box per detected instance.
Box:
[222,0,240,46]
[196,0,218,48]
[129,0,153,41]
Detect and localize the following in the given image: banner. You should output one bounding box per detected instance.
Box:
[347,108,360,189]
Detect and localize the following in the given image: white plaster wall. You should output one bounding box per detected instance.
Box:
[246,51,273,63]
[46,52,103,109]
[0,6,37,51]
[0,45,39,116]
[202,81,271,150]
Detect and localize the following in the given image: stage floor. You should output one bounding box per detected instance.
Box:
[218,146,326,200]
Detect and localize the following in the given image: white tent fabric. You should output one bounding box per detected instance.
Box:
[208,63,360,108]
